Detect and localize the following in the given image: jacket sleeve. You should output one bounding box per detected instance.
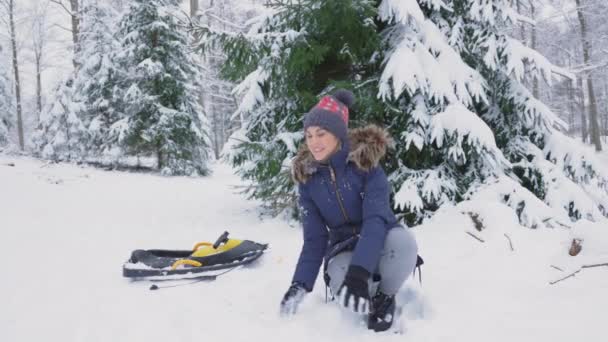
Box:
[291,183,329,291]
[349,166,391,274]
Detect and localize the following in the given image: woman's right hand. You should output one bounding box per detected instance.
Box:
[279,282,307,316]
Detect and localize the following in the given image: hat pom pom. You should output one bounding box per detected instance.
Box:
[333,89,355,109]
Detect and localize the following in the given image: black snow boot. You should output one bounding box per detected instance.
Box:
[367,291,396,332]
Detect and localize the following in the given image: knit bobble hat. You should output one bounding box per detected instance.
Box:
[303,89,355,142]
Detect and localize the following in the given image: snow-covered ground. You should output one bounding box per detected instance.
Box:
[1,154,607,342]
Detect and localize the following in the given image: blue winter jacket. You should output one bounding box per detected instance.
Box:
[290,125,399,291]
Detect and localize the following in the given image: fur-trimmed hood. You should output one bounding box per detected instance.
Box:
[292,124,393,183]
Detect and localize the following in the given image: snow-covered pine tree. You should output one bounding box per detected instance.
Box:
[195,0,380,213]
[368,0,606,225]
[33,77,88,161]
[0,45,13,147]
[202,0,608,225]
[114,0,211,175]
[390,0,608,225]
[373,0,515,224]
[33,0,120,163]
[71,0,123,160]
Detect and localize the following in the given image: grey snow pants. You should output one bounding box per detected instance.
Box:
[327,226,418,296]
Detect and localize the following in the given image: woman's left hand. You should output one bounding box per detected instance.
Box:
[280,282,307,316]
[337,265,370,314]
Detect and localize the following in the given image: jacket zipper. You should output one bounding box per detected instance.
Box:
[329,165,356,235]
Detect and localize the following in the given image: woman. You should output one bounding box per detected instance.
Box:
[279,89,419,332]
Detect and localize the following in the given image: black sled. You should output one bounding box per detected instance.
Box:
[123,231,268,280]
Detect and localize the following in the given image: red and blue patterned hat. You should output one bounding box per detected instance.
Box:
[303,89,355,142]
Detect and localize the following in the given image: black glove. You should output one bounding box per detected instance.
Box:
[336,265,370,313]
[280,282,308,316]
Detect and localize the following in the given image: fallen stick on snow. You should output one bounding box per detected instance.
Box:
[583,263,608,269]
[466,231,485,243]
[543,217,572,229]
[549,269,581,285]
[549,263,608,285]
[554,221,572,229]
[550,265,564,272]
[504,233,514,251]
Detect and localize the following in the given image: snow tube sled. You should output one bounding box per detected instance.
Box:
[123,231,268,280]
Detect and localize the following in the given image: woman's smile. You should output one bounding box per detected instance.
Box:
[306,126,339,161]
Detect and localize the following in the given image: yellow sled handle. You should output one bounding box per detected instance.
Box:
[171,259,203,270]
[192,242,213,251]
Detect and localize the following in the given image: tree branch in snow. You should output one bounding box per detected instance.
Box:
[504,233,514,251]
[549,264,608,285]
[549,269,581,285]
[50,0,72,16]
[551,68,576,80]
[205,12,246,30]
[52,23,72,33]
[542,218,572,230]
[466,231,485,243]
[584,263,608,269]
[571,61,608,74]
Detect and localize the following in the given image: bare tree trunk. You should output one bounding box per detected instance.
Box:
[65,110,71,160]
[220,93,226,158]
[530,1,539,99]
[8,0,24,150]
[578,76,589,143]
[50,0,80,70]
[604,83,608,141]
[36,55,42,121]
[516,0,528,92]
[191,0,206,157]
[585,76,602,150]
[32,3,47,124]
[190,0,199,17]
[567,79,576,135]
[517,0,526,42]
[563,54,577,136]
[213,105,220,159]
[157,146,162,170]
[575,0,602,151]
[70,0,80,70]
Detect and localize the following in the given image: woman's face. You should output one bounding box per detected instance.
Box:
[305,126,339,161]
